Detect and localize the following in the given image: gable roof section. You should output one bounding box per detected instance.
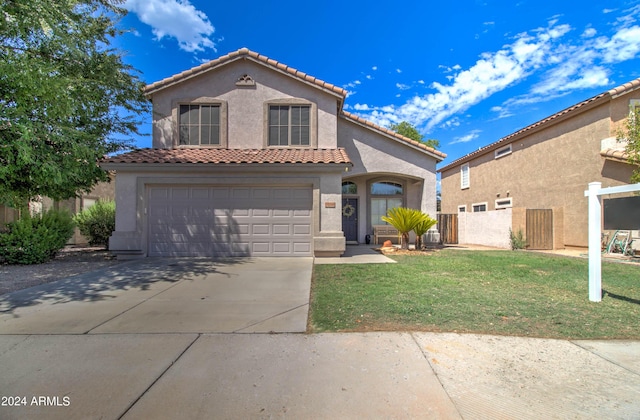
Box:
[102,148,352,166]
[144,48,347,101]
[341,111,447,162]
[438,77,640,173]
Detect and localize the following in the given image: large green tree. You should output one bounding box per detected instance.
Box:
[617,107,640,184]
[389,121,440,150]
[0,0,149,208]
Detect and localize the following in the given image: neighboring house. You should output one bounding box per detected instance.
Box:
[101,48,445,258]
[0,179,115,245]
[439,78,640,250]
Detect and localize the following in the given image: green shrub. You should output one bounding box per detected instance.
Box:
[0,209,75,264]
[73,200,115,248]
[509,228,527,250]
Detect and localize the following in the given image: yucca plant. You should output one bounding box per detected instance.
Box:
[381,207,433,249]
[414,216,438,250]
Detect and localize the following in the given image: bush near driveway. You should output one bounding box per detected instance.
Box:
[73,200,115,248]
[0,209,75,264]
[310,250,640,339]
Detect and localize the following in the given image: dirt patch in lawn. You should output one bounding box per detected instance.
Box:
[0,246,121,295]
[378,247,440,256]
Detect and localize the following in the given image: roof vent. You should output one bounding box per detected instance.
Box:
[236,74,255,87]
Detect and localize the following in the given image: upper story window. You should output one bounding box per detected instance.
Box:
[461,164,470,189]
[268,105,310,146]
[179,104,220,146]
[342,181,357,195]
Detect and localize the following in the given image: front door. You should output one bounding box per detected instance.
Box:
[342,198,358,242]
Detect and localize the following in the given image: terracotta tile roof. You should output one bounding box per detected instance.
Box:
[438,77,640,173]
[145,48,347,98]
[340,111,447,161]
[600,148,630,163]
[102,148,352,165]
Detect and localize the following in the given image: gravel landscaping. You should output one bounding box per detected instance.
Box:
[0,246,121,295]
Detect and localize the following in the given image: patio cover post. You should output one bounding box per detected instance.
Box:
[587,182,602,302]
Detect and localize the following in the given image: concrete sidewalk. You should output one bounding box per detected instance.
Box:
[0,332,638,419]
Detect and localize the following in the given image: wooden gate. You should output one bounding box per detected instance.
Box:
[437,214,458,244]
[526,209,553,250]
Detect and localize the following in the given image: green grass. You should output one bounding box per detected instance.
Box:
[310,250,640,339]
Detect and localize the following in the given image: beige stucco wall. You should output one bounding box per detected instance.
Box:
[338,117,439,242]
[441,94,637,248]
[150,60,339,150]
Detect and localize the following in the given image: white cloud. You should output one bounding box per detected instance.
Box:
[123,0,216,53]
[372,66,378,71]
[353,8,640,131]
[396,83,411,90]
[582,27,597,38]
[396,68,402,73]
[449,130,481,145]
[353,103,371,111]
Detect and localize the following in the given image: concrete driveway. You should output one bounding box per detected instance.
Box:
[0,257,313,334]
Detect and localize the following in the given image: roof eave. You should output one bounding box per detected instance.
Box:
[437,93,612,173]
[144,49,347,101]
[340,112,447,162]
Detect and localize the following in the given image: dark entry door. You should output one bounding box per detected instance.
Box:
[342,198,358,242]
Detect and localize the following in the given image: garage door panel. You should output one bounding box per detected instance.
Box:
[293,224,311,235]
[272,224,290,235]
[148,186,312,257]
[252,224,270,235]
[171,188,190,200]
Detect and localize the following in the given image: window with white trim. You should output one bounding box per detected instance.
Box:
[268,105,310,146]
[495,144,512,159]
[495,198,513,209]
[458,205,466,213]
[461,164,470,189]
[179,104,221,146]
[472,202,487,212]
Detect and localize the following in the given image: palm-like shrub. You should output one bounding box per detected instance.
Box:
[414,216,438,249]
[381,207,435,249]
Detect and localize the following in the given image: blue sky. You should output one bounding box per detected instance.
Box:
[117,0,640,166]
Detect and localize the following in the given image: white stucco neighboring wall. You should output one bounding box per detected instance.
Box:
[458,208,512,249]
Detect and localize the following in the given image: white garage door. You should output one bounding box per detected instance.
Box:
[147,186,313,257]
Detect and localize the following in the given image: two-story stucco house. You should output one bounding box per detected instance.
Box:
[101,48,445,258]
[439,78,639,250]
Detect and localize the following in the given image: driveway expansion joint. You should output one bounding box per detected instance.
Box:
[118,333,202,419]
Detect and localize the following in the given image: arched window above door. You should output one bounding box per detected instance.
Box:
[371,181,403,195]
[342,181,357,195]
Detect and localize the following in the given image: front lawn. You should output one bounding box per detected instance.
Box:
[310,250,640,339]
